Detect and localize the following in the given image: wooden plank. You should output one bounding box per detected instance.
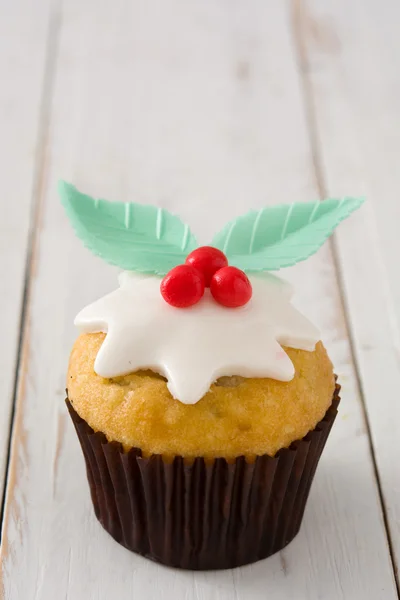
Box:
[293,0,400,588]
[0,0,54,503]
[1,1,397,598]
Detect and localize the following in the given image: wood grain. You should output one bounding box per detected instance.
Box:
[0,0,54,503]
[0,0,398,598]
[294,0,400,589]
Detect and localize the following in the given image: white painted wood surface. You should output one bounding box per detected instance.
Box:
[294,0,400,582]
[0,1,399,598]
[0,0,53,501]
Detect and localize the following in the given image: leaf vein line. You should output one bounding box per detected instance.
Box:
[249,209,264,253]
[337,197,346,210]
[156,208,163,240]
[308,202,320,225]
[222,221,236,254]
[181,224,190,251]
[280,203,294,241]
[124,203,131,229]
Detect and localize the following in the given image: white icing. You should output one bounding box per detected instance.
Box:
[75,272,320,405]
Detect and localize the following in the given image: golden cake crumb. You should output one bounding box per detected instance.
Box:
[67,333,335,459]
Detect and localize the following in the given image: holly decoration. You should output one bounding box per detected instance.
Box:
[185,246,228,286]
[160,265,205,308]
[161,249,252,308]
[60,181,364,308]
[210,266,252,308]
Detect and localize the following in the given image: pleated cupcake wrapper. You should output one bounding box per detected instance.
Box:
[66,383,340,570]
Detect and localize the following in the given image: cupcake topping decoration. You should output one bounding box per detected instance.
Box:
[161,246,253,308]
[160,264,205,308]
[60,181,364,404]
[74,271,319,404]
[209,266,253,308]
[185,246,228,286]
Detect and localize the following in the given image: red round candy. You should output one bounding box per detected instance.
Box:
[185,246,228,286]
[210,266,252,308]
[161,265,205,308]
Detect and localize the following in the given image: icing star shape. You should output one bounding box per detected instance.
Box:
[75,272,320,404]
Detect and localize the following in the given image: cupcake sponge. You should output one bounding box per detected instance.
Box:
[67,333,335,459]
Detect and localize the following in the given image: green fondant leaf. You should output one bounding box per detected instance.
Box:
[59,181,197,275]
[212,197,364,271]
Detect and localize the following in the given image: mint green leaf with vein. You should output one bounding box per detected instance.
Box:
[59,181,197,275]
[212,197,364,272]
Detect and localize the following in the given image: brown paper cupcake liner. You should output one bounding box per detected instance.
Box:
[66,383,340,570]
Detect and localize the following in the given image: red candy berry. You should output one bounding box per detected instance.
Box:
[210,266,252,308]
[185,246,228,287]
[161,265,205,308]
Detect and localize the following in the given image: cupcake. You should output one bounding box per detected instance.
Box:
[60,181,363,570]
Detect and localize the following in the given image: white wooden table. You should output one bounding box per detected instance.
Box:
[1,1,399,598]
